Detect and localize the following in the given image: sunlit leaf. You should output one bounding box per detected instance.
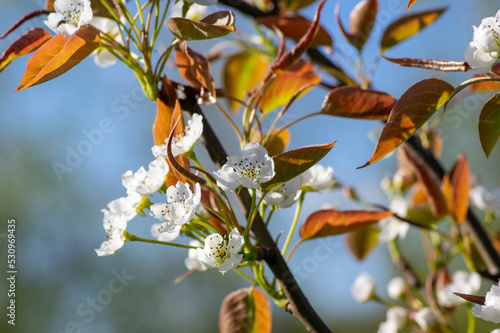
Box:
[219,288,272,333]
[175,41,215,104]
[261,141,335,192]
[261,60,321,114]
[470,64,500,92]
[154,76,187,186]
[278,0,317,11]
[479,93,500,157]
[301,210,393,240]
[321,86,395,120]
[254,129,291,157]
[406,0,418,13]
[449,153,470,223]
[380,7,446,53]
[403,148,447,217]
[346,226,379,260]
[359,78,453,168]
[382,55,471,72]
[337,0,378,50]
[255,14,332,47]
[0,28,51,72]
[168,11,235,40]
[223,51,270,113]
[16,26,100,91]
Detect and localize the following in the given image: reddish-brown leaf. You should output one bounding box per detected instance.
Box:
[450,153,470,223]
[359,78,453,168]
[219,288,272,333]
[261,141,335,192]
[348,0,378,50]
[382,55,471,72]
[0,28,51,72]
[301,209,393,240]
[406,0,418,13]
[223,51,270,113]
[321,86,396,120]
[255,14,332,47]
[175,41,215,104]
[16,26,100,91]
[261,60,321,114]
[346,226,379,260]
[380,8,446,53]
[453,292,485,305]
[167,10,235,40]
[154,76,187,186]
[403,148,447,217]
[479,93,500,157]
[470,64,500,92]
[262,129,291,157]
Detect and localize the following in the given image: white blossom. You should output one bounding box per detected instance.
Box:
[184,240,208,271]
[351,273,376,303]
[414,308,435,331]
[44,0,93,38]
[386,307,407,329]
[151,223,180,242]
[301,164,336,191]
[195,228,244,274]
[378,196,409,242]
[150,181,201,233]
[152,114,203,158]
[387,276,408,300]
[490,329,500,333]
[214,143,275,191]
[377,320,398,333]
[470,186,500,216]
[438,270,481,307]
[95,227,126,256]
[90,16,121,67]
[258,176,302,208]
[106,192,142,222]
[122,158,169,196]
[472,281,500,323]
[464,9,500,74]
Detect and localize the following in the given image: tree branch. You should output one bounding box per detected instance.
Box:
[177,85,332,333]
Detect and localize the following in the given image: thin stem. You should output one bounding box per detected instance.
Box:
[244,189,257,241]
[281,194,304,256]
[286,239,303,263]
[271,112,323,141]
[190,219,220,234]
[125,232,197,249]
[215,101,243,144]
[234,268,258,284]
[466,303,475,333]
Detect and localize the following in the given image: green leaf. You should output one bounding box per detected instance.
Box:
[479,93,500,157]
[219,288,271,333]
[261,141,336,192]
[300,210,393,240]
[380,7,446,53]
[321,86,395,120]
[346,226,379,260]
[167,11,235,40]
[359,78,453,168]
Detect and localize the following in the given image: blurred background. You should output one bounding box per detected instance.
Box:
[0,0,499,332]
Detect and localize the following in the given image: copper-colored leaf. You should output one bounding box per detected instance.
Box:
[167,11,235,40]
[271,0,327,74]
[0,28,51,73]
[301,210,393,240]
[223,51,270,113]
[154,77,187,186]
[255,14,332,47]
[16,26,100,91]
[403,148,447,217]
[450,153,470,223]
[261,141,335,192]
[359,78,453,168]
[348,0,378,50]
[321,86,396,120]
[175,41,215,104]
[261,60,321,114]
[453,292,485,306]
[382,55,471,72]
[479,93,500,157]
[46,0,54,10]
[406,0,418,13]
[346,226,379,260]
[219,288,272,333]
[265,129,291,157]
[470,64,500,92]
[380,7,446,53]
